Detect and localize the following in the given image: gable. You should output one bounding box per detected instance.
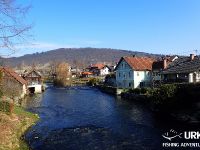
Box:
[25,70,41,78]
[115,58,133,71]
[0,67,27,85]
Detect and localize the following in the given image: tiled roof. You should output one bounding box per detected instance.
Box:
[122,56,155,71]
[81,71,93,75]
[91,64,105,70]
[162,56,200,74]
[23,68,42,77]
[0,67,27,85]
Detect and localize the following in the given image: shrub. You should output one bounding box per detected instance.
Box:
[133,88,141,94]
[150,84,177,105]
[140,88,152,94]
[87,78,100,86]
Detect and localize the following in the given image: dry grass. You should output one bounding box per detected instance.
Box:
[0,106,39,150]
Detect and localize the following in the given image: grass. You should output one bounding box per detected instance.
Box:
[0,102,39,150]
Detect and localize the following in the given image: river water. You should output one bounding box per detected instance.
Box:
[22,86,186,150]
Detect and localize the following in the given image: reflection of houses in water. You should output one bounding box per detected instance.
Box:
[22,68,43,94]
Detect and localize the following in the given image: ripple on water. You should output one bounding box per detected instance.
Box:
[26,126,160,150]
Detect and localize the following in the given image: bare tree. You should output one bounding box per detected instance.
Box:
[54,62,71,87]
[0,0,32,55]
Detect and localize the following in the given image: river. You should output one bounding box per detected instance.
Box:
[22,86,188,150]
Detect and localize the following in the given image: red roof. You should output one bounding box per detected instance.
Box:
[91,64,105,70]
[81,71,93,75]
[0,67,27,85]
[118,56,155,71]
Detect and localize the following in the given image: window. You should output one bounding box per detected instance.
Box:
[129,82,132,87]
[129,71,131,78]
[137,72,139,76]
[123,73,126,79]
[140,82,145,88]
[119,72,121,77]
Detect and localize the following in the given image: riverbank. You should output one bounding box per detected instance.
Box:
[96,83,200,125]
[0,104,39,150]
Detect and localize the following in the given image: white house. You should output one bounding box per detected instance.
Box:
[22,68,43,93]
[115,56,155,88]
[89,64,111,76]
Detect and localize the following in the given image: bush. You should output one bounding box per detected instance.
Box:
[87,78,100,86]
[150,84,177,105]
[0,101,10,112]
[133,88,141,94]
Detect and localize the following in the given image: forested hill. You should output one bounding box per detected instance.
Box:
[2,48,162,67]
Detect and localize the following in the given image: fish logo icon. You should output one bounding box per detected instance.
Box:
[162,129,182,141]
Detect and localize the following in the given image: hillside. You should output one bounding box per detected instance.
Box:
[1,48,162,67]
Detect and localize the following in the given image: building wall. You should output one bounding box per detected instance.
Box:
[21,84,27,98]
[116,59,152,88]
[100,67,110,76]
[152,71,161,81]
[28,84,42,93]
[133,70,152,88]
[116,59,134,88]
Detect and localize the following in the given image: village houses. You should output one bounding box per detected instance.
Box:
[152,55,178,82]
[0,67,28,99]
[115,56,155,88]
[162,54,200,83]
[22,67,43,94]
[88,64,111,76]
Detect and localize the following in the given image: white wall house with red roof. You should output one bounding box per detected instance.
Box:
[115,56,154,88]
[89,64,110,76]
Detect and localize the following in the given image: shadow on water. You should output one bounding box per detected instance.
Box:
[22,86,196,150]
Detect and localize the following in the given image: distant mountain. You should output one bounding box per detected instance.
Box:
[1,48,162,67]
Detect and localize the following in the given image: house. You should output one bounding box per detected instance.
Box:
[115,56,155,88]
[71,67,82,78]
[89,64,111,76]
[0,67,27,99]
[81,71,93,78]
[22,68,43,93]
[152,55,178,81]
[162,54,200,83]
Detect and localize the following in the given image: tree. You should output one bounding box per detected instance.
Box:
[0,0,31,55]
[54,62,71,87]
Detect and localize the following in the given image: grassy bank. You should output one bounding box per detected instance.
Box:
[0,103,39,150]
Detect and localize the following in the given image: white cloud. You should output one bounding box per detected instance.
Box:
[15,42,77,49]
[0,39,103,57]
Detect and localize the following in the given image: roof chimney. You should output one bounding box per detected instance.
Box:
[163,59,167,69]
[190,54,195,61]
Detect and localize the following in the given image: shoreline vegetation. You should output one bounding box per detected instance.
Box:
[97,83,200,125]
[0,101,39,150]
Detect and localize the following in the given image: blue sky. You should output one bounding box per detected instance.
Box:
[10,0,200,56]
